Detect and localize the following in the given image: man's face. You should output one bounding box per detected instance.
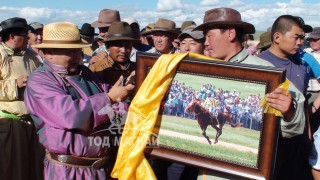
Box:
[107,40,132,64]
[28,29,43,45]
[28,31,37,45]
[98,26,109,40]
[179,36,204,54]
[276,25,305,56]
[204,29,230,60]
[12,29,29,50]
[45,48,82,75]
[152,31,174,54]
[309,38,320,52]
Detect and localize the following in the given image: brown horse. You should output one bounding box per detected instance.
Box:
[185,99,226,144]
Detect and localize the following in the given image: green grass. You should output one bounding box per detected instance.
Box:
[159,115,260,149]
[173,73,266,99]
[159,134,258,167]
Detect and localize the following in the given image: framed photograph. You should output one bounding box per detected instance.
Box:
[136,52,286,180]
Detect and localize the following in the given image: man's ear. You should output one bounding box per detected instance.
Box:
[273,32,281,44]
[228,28,237,42]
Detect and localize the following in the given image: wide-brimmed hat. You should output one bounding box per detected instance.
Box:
[32,22,91,49]
[80,23,98,36]
[29,22,43,32]
[91,9,121,28]
[0,17,33,36]
[295,16,313,33]
[147,18,181,36]
[104,22,137,42]
[257,31,271,49]
[308,27,320,40]
[194,7,255,34]
[178,25,204,40]
[180,21,196,31]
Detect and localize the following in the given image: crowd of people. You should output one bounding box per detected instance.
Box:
[1,6,320,180]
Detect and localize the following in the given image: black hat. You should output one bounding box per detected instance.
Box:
[80,23,98,36]
[0,17,33,36]
[295,16,313,33]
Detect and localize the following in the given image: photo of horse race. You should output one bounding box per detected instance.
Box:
[157,72,267,167]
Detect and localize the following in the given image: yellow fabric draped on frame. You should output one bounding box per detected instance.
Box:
[111,53,216,180]
[259,79,290,117]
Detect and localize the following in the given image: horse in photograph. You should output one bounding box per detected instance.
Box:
[185,99,226,144]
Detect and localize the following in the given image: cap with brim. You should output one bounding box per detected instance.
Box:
[178,25,204,40]
[103,21,139,42]
[194,8,255,34]
[91,9,121,28]
[0,17,33,36]
[32,22,91,49]
[308,34,320,40]
[307,27,320,40]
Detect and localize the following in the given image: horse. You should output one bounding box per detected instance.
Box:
[185,99,226,144]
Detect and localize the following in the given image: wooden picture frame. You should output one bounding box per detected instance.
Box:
[136,52,286,180]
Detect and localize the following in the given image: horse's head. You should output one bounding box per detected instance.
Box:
[185,99,202,114]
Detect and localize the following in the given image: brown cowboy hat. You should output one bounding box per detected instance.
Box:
[91,9,121,28]
[194,7,255,34]
[32,22,91,49]
[0,17,33,36]
[147,18,181,36]
[104,22,138,42]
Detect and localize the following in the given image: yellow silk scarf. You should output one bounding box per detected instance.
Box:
[259,79,290,117]
[111,53,216,180]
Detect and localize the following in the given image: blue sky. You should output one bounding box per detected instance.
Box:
[1,0,319,31]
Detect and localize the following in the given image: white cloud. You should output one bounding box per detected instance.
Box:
[156,0,182,11]
[199,0,220,6]
[18,7,52,20]
[229,0,244,6]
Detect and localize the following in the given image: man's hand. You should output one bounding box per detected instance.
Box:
[89,51,108,65]
[107,76,135,104]
[266,88,294,121]
[17,75,28,88]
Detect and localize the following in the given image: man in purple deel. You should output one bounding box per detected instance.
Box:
[24,22,134,179]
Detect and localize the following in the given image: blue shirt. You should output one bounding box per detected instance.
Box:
[259,50,308,95]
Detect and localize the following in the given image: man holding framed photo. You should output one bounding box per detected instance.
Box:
[195,7,309,179]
